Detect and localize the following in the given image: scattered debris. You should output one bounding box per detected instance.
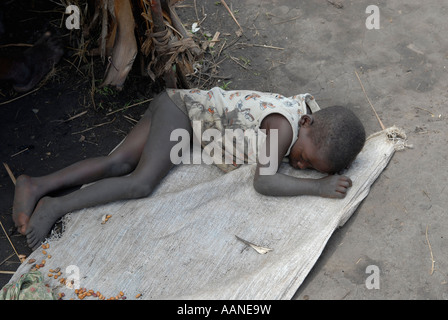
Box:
[101,214,112,224]
[105,98,153,116]
[414,125,428,134]
[0,219,23,267]
[385,126,413,150]
[327,0,344,9]
[406,43,425,55]
[272,15,301,25]
[208,32,221,49]
[0,271,15,275]
[62,110,88,123]
[83,0,202,90]
[415,106,442,119]
[71,117,116,135]
[355,69,385,130]
[2,162,16,185]
[0,87,41,106]
[221,0,244,37]
[425,225,435,275]
[10,148,29,158]
[191,22,200,33]
[235,235,273,254]
[229,55,251,70]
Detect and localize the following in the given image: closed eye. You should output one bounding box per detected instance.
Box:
[300,155,311,166]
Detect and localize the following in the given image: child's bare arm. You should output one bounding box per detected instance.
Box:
[254,172,352,198]
[253,114,352,198]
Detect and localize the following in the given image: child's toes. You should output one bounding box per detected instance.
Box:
[26,229,39,249]
[18,224,27,235]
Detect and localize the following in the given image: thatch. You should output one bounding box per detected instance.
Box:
[83,0,202,90]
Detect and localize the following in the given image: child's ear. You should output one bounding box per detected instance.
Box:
[299,114,314,127]
[337,163,352,175]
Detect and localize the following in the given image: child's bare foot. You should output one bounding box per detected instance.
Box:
[13,31,64,92]
[26,197,61,249]
[12,175,41,234]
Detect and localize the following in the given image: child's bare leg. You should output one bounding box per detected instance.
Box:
[12,100,154,234]
[25,92,191,249]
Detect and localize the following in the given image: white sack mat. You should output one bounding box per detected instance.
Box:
[8,127,401,300]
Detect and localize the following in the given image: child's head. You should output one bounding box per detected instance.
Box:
[289,106,366,174]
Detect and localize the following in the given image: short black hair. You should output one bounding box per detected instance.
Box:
[308,106,366,173]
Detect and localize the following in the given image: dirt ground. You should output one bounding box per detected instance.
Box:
[1,0,448,299]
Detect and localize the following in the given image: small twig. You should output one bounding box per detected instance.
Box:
[425,225,435,275]
[165,23,183,38]
[327,0,344,9]
[211,56,229,69]
[0,253,16,267]
[217,39,226,59]
[0,87,41,106]
[3,163,16,185]
[0,270,16,275]
[268,60,286,70]
[71,117,116,135]
[209,31,221,49]
[62,110,88,123]
[193,0,199,22]
[222,36,242,52]
[197,12,208,26]
[90,56,96,110]
[189,73,231,80]
[106,98,153,116]
[0,43,33,49]
[0,221,21,263]
[63,58,85,76]
[123,114,138,124]
[354,70,385,130]
[10,148,29,158]
[237,43,284,50]
[229,55,251,70]
[221,0,243,34]
[272,15,301,25]
[235,235,273,254]
[415,106,435,116]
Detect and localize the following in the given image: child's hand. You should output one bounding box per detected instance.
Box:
[317,175,353,198]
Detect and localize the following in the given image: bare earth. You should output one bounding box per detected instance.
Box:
[1,0,447,299]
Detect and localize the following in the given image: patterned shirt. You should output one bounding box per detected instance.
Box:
[167,87,320,172]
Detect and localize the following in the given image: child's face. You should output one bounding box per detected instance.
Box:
[289,118,332,174]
